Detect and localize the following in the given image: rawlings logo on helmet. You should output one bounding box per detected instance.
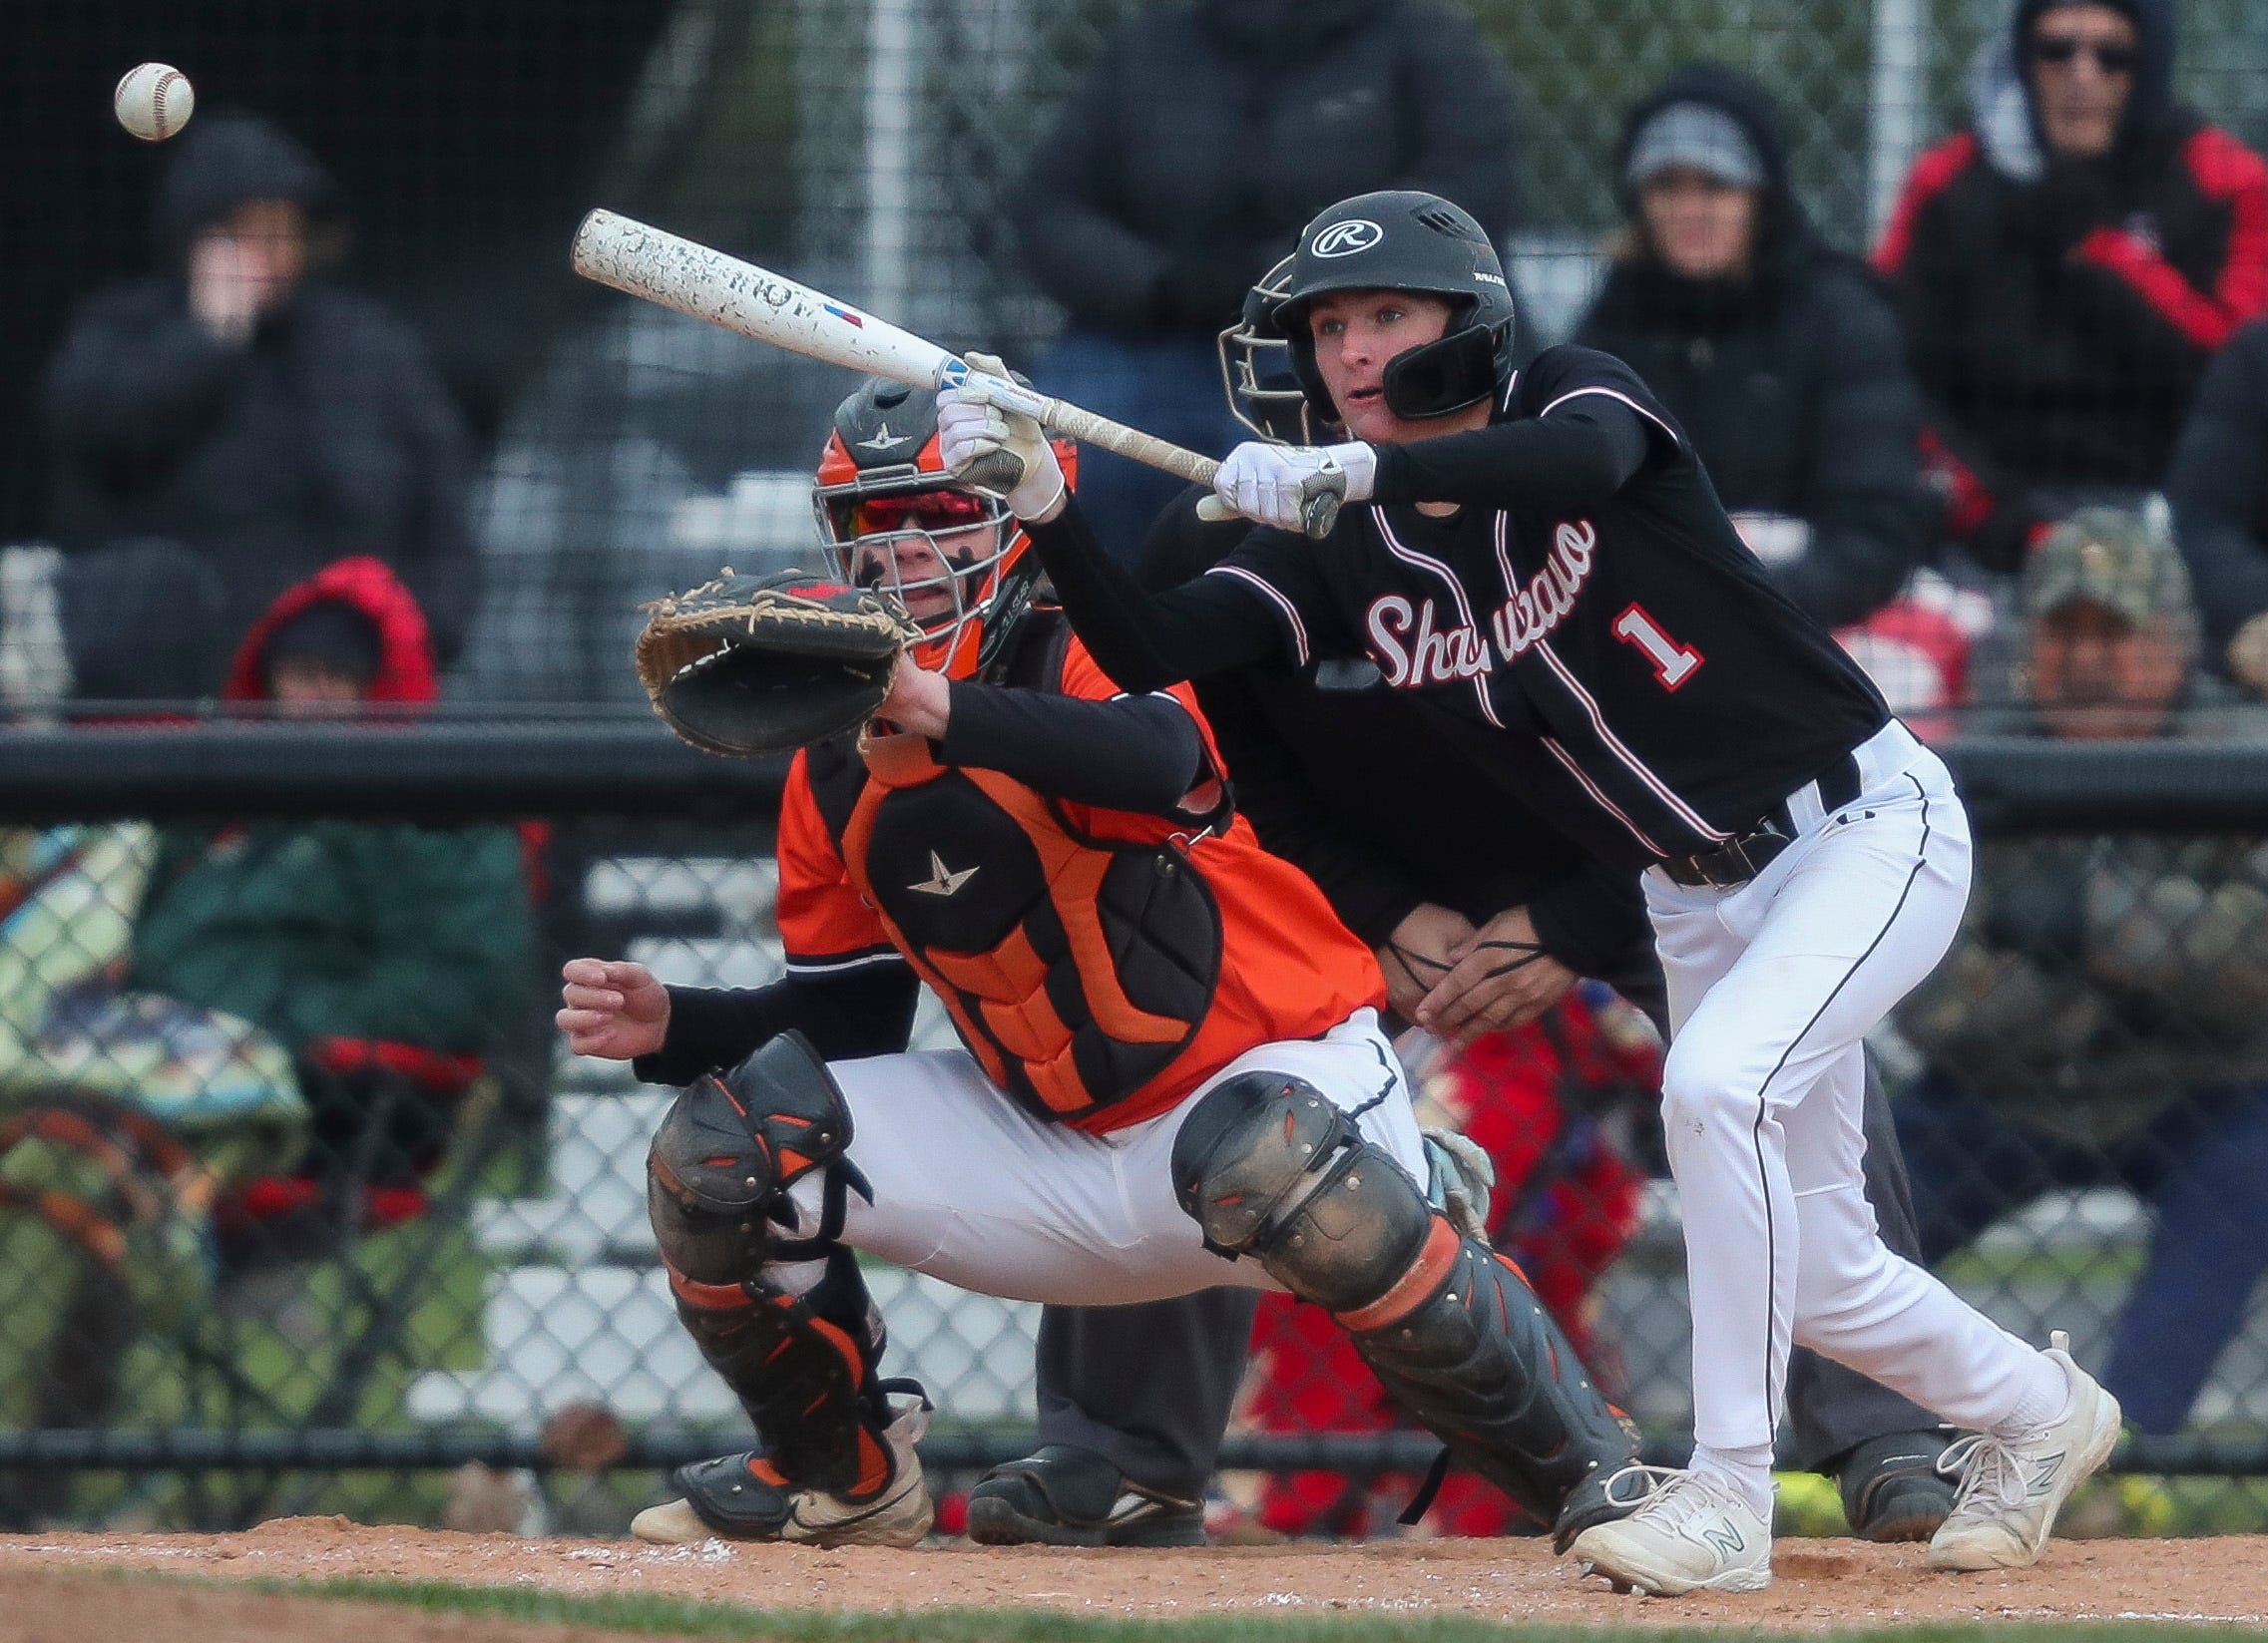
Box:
[1310,218,1384,258]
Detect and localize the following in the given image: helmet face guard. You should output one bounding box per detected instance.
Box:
[1274,191,1517,425]
[814,468,1024,676]
[811,376,1071,677]
[1216,254,1318,446]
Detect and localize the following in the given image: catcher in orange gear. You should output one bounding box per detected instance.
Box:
[558,374,1637,1555]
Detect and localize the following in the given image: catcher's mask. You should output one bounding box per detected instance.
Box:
[1274,191,1516,424]
[813,376,1077,678]
[1216,254,1318,447]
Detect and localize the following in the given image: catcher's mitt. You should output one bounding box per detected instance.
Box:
[636,569,920,757]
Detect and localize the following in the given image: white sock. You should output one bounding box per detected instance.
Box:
[1689,1441,1776,1519]
[1995,1351,2073,1437]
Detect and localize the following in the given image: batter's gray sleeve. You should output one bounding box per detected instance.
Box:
[1033,1290,1259,1499]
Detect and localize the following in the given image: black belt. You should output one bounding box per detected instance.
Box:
[1660,749,1864,890]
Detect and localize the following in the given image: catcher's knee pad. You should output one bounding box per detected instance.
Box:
[1170,1070,1432,1313]
[647,1028,853,1286]
[670,1244,897,1497]
[1344,1231,1638,1544]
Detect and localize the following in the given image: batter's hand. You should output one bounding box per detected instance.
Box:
[1377,902,1477,1024]
[558,957,671,1060]
[1197,440,1376,535]
[937,352,1066,520]
[1415,907,1578,1047]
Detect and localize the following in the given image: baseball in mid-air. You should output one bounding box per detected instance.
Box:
[114,63,195,143]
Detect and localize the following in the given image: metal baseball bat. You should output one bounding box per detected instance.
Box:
[569,209,1341,537]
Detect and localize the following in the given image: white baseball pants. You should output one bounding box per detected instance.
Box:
[1646,720,2059,1464]
[772,1008,1425,1307]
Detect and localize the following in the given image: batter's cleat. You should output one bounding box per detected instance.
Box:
[965,1444,1204,1548]
[1569,1466,1773,1596]
[632,1399,933,1549]
[1926,1331,2122,1573]
[1837,1431,1957,1543]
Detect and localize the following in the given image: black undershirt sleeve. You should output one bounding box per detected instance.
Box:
[1368,393,1654,515]
[1025,506,1286,692]
[631,966,920,1086]
[1522,857,1651,980]
[939,681,1205,815]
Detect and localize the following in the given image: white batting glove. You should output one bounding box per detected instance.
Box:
[935,351,1066,520]
[1196,440,1376,535]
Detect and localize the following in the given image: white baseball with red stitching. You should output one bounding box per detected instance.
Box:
[114,63,195,143]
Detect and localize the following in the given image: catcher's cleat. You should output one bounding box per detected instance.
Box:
[964,1444,1204,1548]
[1926,1331,2121,1572]
[632,1397,933,1548]
[1837,1431,1957,1543]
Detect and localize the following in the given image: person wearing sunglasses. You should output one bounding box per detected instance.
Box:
[1873,0,2268,585]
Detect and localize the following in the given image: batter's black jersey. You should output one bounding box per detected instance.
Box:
[1209,347,1888,867]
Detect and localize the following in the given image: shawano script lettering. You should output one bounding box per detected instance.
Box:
[1364,520,1598,687]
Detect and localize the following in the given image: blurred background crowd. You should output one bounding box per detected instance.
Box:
[0,0,2265,1544]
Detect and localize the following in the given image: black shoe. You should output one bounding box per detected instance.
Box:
[1837,1431,1957,1543]
[965,1444,1204,1548]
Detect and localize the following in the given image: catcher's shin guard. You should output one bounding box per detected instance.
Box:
[649,1032,893,1494]
[1171,1072,1637,1545]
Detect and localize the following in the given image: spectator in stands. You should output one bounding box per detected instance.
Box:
[1896,508,2268,1435]
[1872,0,2268,573]
[130,556,531,1184]
[0,554,529,1523]
[1012,0,1517,558]
[2166,317,2268,694]
[1575,65,1930,630]
[42,113,478,696]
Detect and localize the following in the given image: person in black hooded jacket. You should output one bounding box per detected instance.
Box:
[1872,0,2268,573]
[1575,66,1930,630]
[42,112,477,686]
[1011,0,1517,561]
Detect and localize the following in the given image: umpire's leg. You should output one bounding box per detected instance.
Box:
[1783,1050,1946,1467]
[1033,1292,1258,1499]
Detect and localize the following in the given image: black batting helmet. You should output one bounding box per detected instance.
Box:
[1274,191,1517,424]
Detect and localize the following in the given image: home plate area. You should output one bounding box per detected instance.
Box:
[3,1519,2266,1633]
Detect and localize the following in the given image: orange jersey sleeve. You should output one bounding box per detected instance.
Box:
[775,750,900,978]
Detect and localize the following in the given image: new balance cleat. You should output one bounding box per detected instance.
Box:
[1927,1331,2122,1572]
[1569,1465,1773,1595]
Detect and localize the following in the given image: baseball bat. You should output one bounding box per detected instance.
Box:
[570,209,1341,537]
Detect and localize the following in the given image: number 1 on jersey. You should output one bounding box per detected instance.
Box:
[1612,603,1703,690]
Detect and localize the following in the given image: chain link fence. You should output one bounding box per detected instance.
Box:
[3,0,2268,1539]
[0,732,2256,1538]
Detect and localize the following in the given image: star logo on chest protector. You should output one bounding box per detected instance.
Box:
[907,850,980,897]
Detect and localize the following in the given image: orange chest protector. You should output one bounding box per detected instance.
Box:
[819,729,1225,1124]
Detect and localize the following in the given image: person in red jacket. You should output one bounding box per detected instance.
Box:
[1873,0,2268,572]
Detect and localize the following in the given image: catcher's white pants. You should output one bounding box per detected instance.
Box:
[1646,721,2059,1460]
[774,1008,1425,1307]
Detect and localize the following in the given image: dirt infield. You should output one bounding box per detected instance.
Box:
[2,1520,2266,1633]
